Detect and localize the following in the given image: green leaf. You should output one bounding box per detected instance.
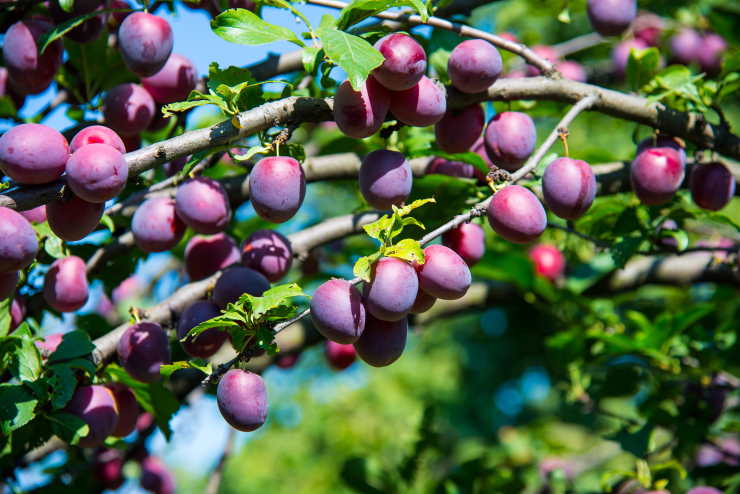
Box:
[627,47,661,92]
[353,251,382,282]
[9,338,41,382]
[100,214,115,233]
[393,198,436,217]
[38,8,123,53]
[160,359,212,378]
[48,331,96,363]
[317,22,384,90]
[208,62,255,92]
[242,283,307,321]
[302,46,322,74]
[33,222,65,259]
[161,97,216,118]
[363,215,394,241]
[47,412,89,445]
[0,384,38,435]
[337,0,428,30]
[607,424,653,458]
[557,6,571,23]
[0,298,12,337]
[47,365,77,410]
[184,316,241,341]
[610,237,644,268]
[59,0,75,13]
[211,8,304,47]
[384,238,425,264]
[148,382,180,440]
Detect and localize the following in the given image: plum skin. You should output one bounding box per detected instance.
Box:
[442,223,485,266]
[249,156,306,223]
[310,279,366,344]
[141,53,197,104]
[0,123,69,185]
[106,382,140,438]
[140,456,176,494]
[47,194,104,242]
[65,385,119,447]
[118,12,174,77]
[417,245,471,300]
[333,78,390,139]
[448,39,503,94]
[241,229,293,282]
[487,185,547,244]
[483,112,536,172]
[43,256,89,313]
[529,244,565,281]
[690,162,735,211]
[372,33,427,91]
[3,19,63,95]
[586,0,636,37]
[175,177,232,234]
[132,197,186,252]
[389,75,446,127]
[542,157,596,220]
[185,233,241,281]
[630,147,685,205]
[325,341,357,370]
[363,257,418,321]
[70,125,126,154]
[65,143,129,203]
[0,207,39,273]
[212,266,270,309]
[116,322,171,383]
[353,314,407,367]
[103,83,156,136]
[217,369,268,432]
[359,150,413,210]
[177,300,228,358]
[434,104,485,154]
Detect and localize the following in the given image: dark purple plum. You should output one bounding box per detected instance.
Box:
[217,369,267,431]
[670,28,702,65]
[241,229,293,282]
[542,157,596,220]
[442,222,485,266]
[409,290,436,314]
[0,123,69,184]
[65,143,129,203]
[47,194,104,241]
[118,12,173,77]
[472,136,493,169]
[249,156,306,223]
[487,185,547,244]
[19,205,47,224]
[185,233,240,281]
[212,266,270,308]
[93,448,125,490]
[691,162,735,211]
[448,39,502,94]
[325,341,356,370]
[121,133,141,151]
[106,383,139,438]
[140,456,176,494]
[389,75,446,127]
[363,257,418,321]
[417,244,471,300]
[141,54,197,104]
[49,0,104,43]
[0,207,38,273]
[3,19,63,95]
[557,61,587,82]
[353,314,407,367]
[586,0,636,36]
[612,39,649,77]
[132,197,186,252]
[103,83,156,136]
[529,244,565,281]
[630,147,685,205]
[65,385,119,447]
[434,104,485,153]
[275,353,300,369]
[698,33,727,75]
[483,112,536,171]
[0,271,18,300]
[359,150,412,209]
[310,279,365,344]
[70,125,126,154]
[333,78,390,138]
[43,256,89,313]
[175,177,231,233]
[177,300,228,358]
[372,33,427,91]
[426,158,479,179]
[116,322,171,383]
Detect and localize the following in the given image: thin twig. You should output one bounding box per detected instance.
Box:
[204,429,236,494]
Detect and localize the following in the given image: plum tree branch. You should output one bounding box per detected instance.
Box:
[305,0,559,76]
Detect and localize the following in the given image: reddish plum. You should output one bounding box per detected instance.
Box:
[310,279,365,343]
[487,185,547,244]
